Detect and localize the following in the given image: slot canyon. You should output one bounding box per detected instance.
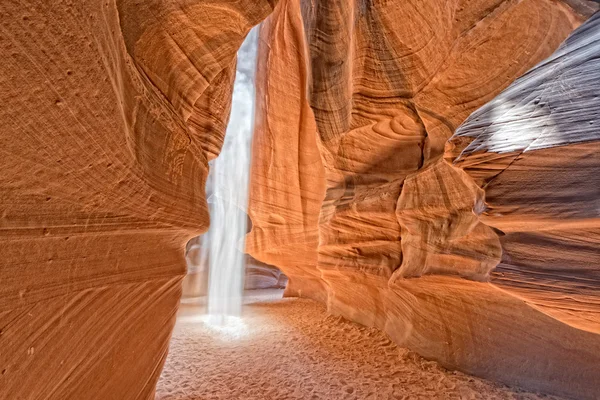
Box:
[1,0,599,399]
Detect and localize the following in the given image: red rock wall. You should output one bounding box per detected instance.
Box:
[246,0,328,302]
[448,11,600,335]
[248,0,600,398]
[0,1,275,398]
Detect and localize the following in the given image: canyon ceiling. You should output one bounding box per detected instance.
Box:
[0,1,599,399]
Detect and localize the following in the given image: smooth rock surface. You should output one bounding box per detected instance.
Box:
[246,0,328,302]
[395,159,502,281]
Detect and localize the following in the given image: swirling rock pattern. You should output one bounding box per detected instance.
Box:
[0,0,275,399]
[244,256,288,290]
[248,0,600,398]
[304,0,585,282]
[448,12,600,334]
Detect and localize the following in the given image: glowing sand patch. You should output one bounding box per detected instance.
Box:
[199,315,249,339]
[177,314,249,340]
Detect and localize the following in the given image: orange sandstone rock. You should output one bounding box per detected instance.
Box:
[246,0,328,302]
[449,12,600,335]
[248,1,600,398]
[1,0,599,399]
[0,1,275,398]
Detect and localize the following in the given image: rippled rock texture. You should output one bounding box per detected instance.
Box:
[448,11,600,335]
[1,0,600,399]
[0,0,275,399]
[248,1,600,399]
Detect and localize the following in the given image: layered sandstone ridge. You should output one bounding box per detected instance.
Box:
[448,11,600,334]
[0,1,274,399]
[248,1,600,399]
[246,0,328,302]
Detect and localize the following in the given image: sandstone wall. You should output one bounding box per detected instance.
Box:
[448,11,600,335]
[248,0,600,398]
[246,0,328,302]
[303,0,587,296]
[0,1,274,398]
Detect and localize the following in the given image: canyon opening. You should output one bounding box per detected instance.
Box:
[1,1,599,400]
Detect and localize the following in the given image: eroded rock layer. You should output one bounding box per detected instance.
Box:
[448,11,600,334]
[0,1,275,398]
[248,1,600,398]
[246,0,328,302]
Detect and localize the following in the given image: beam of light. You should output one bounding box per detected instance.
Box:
[205,26,259,319]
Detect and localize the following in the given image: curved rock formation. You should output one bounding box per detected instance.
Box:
[395,159,502,281]
[246,0,328,302]
[0,1,274,398]
[448,11,600,334]
[304,0,586,288]
[244,256,288,290]
[248,1,600,398]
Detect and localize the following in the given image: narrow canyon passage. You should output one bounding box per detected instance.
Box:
[156,294,563,400]
[1,1,599,399]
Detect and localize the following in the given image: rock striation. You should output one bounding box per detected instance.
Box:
[302,0,590,293]
[248,1,600,399]
[244,256,288,291]
[395,159,502,281]
[448,11,600,335]
[0,1,275,399]
[1,0,600,399]
[246,0,328,302]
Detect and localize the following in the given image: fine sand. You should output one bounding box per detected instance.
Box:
[156,295,563,400]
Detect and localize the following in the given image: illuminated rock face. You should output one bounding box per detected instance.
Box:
[303,0,591,288]
[395,159,502,281]
[248,1,600,399]
[1,1,599,400]
[448,11,600,335]
[0,1,275,399]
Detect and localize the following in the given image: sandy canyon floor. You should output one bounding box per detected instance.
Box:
[156,294,564,400]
